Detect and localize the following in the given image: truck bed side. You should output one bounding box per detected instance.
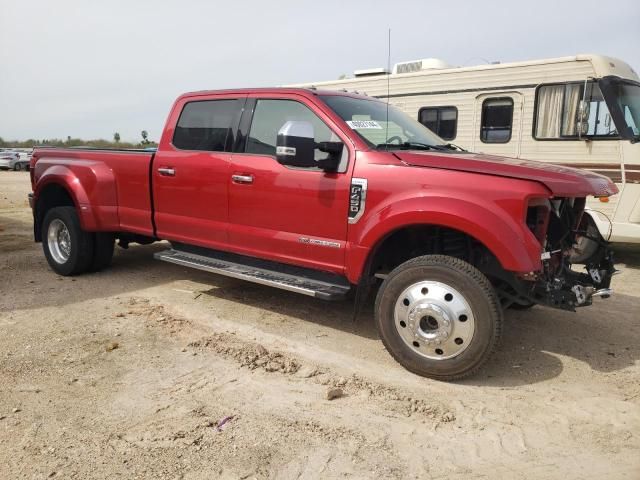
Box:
[31,147,156,237]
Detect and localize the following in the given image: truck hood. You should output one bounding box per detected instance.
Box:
[394,151,618,197]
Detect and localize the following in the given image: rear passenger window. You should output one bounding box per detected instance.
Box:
[173,100,239,151]
[480,98,514,143]
[418,106,457,140]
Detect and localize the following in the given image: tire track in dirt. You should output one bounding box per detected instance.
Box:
[127,296,456,424]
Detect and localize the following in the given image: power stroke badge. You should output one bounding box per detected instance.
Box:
[348,178,368,224]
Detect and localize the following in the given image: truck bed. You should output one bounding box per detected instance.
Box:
[31,147,156,236]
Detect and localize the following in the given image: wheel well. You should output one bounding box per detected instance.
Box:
[34,184,75,242]
[366,225,499,279]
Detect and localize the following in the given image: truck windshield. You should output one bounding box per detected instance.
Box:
[599,77,640,142]
[320,95,452,151]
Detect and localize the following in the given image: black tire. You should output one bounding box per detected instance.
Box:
[13,163,21,171]
[42,206,95,276]
[22,163,29,171]
[90,232,115,272]
[374,255,502,381]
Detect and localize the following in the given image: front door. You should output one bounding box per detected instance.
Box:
[227,95,352,273]
[153,95,244,250]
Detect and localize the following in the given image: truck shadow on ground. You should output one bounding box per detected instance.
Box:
[466,296,640,386]
[613,243,640,267]
[202,280,379,339]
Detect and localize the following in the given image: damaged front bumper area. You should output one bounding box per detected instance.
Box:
[523,243,616,310]
[499,197,618,311]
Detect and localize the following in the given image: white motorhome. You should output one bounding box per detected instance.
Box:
[291,54,640,243]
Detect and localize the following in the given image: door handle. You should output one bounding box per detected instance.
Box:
[231,174,254,184]
[157,167,175,176]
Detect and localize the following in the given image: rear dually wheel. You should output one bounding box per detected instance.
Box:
[42,206,94,276]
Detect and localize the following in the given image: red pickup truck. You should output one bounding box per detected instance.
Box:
[29,88,618,380]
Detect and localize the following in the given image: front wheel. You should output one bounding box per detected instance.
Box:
[375,255,502,381]
[42,206,95,276]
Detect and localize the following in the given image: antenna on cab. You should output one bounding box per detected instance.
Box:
[385,28,391,150]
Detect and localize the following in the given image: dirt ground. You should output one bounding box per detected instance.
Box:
[1,171,639,479]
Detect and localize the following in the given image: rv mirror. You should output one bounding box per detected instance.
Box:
[577,100,590,139]
[578,121,589,136]
[578,100,590,122]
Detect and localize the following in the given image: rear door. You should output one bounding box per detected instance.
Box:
[227,95,353,273]
[153,95,245,249]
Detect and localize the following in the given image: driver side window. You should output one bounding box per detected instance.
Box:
[246,99,338,162]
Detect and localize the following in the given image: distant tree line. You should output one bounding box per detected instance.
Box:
[0,131,158,149]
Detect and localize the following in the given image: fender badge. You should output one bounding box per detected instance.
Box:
[349,178,368,224]
[298,237,341,249]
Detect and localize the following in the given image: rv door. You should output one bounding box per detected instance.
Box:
[472,92,524,158]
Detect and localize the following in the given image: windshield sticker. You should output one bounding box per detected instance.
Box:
[346,120,383,130]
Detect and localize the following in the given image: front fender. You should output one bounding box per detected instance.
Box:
[346,193,542,283]
[34,160,119,231]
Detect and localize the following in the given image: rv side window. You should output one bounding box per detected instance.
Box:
[480,98,513,143]
[534,82,618,139]
[418,106,457,140]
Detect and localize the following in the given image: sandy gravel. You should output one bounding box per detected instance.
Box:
[1,171,639,479]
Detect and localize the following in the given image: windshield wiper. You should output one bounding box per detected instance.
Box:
[375,141,449,151]
[436,143,467,152]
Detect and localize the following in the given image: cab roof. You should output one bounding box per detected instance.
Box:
[177,87,380,102]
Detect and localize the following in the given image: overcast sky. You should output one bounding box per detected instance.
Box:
[1,0,638,142]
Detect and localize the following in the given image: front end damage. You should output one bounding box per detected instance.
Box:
[499,197,617,311]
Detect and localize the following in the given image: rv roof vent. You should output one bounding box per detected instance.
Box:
[353,67,389,78]
[393,58,452,74]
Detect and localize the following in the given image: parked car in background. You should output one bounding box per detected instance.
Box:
[0,150,31,170]
[0,151,20,170]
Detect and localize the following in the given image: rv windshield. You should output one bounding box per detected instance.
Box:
[599,77,640,143]
[320,95,453,151]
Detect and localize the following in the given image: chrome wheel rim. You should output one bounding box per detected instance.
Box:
[394,280,475,360]
[47,219,72,264]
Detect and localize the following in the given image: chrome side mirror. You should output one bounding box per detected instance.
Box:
[276,121,316,168]
[275,120,343,172]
